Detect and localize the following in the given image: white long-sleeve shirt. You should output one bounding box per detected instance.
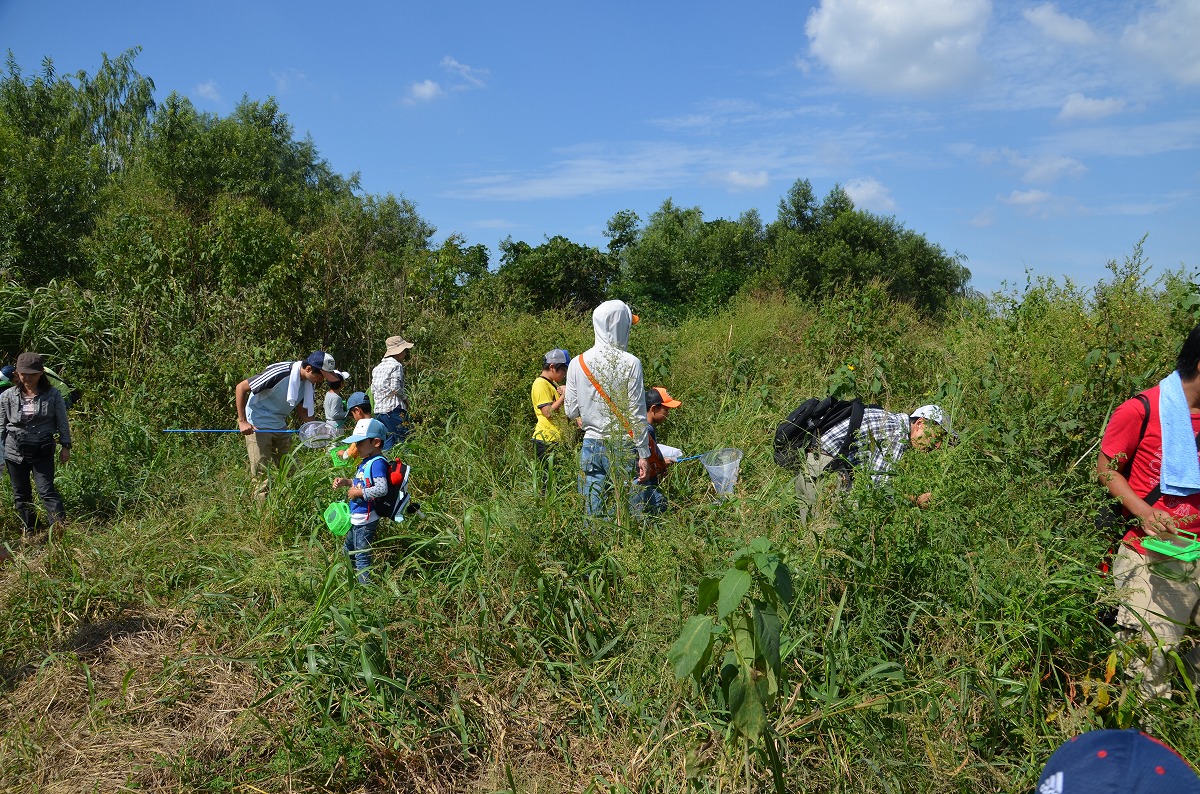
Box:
[564,300,650,458]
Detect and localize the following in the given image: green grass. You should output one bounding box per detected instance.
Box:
[3,265,1200,792]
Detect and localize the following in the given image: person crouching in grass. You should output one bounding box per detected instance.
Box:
[633,386,681,518]
[332,418,389,584]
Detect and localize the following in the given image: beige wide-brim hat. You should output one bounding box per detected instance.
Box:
[384,336,414,356]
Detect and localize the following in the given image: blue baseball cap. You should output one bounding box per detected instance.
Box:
[341,418,386,444]
[544,349,570,366]
[1037,730,1200,794]
[305,350,337,372]
[346,391,370,412]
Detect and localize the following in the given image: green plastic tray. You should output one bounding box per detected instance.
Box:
[1142,530,1200,562]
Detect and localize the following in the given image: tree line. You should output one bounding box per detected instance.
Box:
[0,48,970,424]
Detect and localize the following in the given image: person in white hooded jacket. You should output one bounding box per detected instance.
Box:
[565,300,652,517]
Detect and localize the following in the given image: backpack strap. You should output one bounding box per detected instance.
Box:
[576,355,634,439]
[1117,393,1151,479]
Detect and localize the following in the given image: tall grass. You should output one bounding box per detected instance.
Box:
[2,259,1199,792]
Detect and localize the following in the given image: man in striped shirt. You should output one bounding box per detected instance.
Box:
[235,350,339,495]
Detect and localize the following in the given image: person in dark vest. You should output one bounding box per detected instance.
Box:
[0,353,71,544]
[632,386,681,518]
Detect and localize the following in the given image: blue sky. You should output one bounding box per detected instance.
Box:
[3,0,1198,293]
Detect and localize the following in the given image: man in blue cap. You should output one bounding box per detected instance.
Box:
[234,350,340,496]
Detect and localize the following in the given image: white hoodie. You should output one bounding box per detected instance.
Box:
[565,300,650,458]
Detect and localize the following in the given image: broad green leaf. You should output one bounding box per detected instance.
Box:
[731,612,757,669]
[668,615,716,681]
[729,673,768,742]
[753,601,782,684]
[748,536,772,554]
[773,563,795,612]
[718,568,752,620]
[697,577,721,614]
[752,552,776,580]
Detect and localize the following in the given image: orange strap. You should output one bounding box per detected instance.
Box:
[576,355,634,439]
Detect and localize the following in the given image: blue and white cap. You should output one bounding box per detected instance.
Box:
[341,418,386,444]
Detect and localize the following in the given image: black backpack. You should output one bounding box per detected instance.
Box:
[774,397,869,472]
[365,455,413,521]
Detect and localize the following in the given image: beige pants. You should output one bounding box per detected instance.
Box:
[792,452,848,523]
[1113,543,1200,698]
[244,431,294,496]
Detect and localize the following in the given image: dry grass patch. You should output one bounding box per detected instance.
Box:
[0,608,269,793]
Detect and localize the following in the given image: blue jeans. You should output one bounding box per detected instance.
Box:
[632,479,667,518]
[579,438,636,518]
[377,408,409,452]
[343,519,378,583]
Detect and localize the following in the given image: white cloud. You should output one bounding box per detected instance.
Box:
[1004,188,1052,206]
[406,80,443,103]
[271,67,307,94]
[718,170,769,191]
[844,176,897,212]
[1122,0,1200,85]
[1020,154,1086,183]
[805,0,991,95]
[194,80,221,103]
[1023,4,1096,45]
[472,219,520,230]
[985,149,1086,184]
[1058,92,1126,122]
[1042,118,1200,158]
[969,207,995,227]
[448,143,703,200]
[441,56,489,89]
[1001,188,1080,217]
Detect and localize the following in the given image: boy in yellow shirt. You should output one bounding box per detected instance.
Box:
[532,349,570,463]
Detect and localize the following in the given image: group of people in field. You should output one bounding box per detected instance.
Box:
[5,300,1200,709]
[233,301,1200,709]
[234,334,414,582]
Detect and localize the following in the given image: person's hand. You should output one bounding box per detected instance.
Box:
[332,477,351,489]
[556,384,565,397]
[664,457,678,465]
[59,446,70,465]
[1136,506,1176,536]
[238,419,255,435]
[637,457,650,483]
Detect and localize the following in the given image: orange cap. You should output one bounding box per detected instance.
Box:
[647,386,681,409]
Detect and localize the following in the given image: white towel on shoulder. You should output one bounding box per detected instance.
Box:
[287,360,316,417]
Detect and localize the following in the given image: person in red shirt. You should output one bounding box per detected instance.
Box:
[1098,323,1200,699]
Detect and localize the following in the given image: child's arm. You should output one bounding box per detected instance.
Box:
[332,477,367,499]
[539,391,565,419]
